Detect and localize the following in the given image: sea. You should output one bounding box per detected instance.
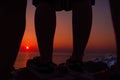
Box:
[14,51,116,69]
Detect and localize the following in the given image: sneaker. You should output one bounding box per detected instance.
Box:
[26,56,57,79]
[66,58,84,72]
[57,58,95,80]
[57,58,84,75]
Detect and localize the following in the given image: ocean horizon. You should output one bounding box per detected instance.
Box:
[14,51,116,69]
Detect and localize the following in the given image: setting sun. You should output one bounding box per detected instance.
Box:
[26,46,29,50]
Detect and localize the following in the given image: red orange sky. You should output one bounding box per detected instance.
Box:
[20,0,116,53]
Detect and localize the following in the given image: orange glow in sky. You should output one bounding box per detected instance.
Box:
[19,0,116,53]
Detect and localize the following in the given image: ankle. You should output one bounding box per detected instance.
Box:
[34,56,52,64]
[68,56,83,63]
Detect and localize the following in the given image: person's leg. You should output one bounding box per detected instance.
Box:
[35,2,56,63]
[71,0,92,62]
[0,0,27,79]
[109,0,120,64]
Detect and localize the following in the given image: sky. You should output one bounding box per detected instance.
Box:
[20,0,116,53]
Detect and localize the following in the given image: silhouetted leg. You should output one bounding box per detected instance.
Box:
[0,0,27,79]
[71,1,92,62]
[109,0,120,64]
[35,2,56,63]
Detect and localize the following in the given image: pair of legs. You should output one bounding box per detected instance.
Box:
[109,0,120,65]
[0,0,27,79]
[35,1,92,64]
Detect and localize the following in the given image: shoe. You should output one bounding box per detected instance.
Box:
[27,56,57,73]
[57,58,84,75]
[57,58,95,80]
[66,58,84,72]
[26,56,58,79]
